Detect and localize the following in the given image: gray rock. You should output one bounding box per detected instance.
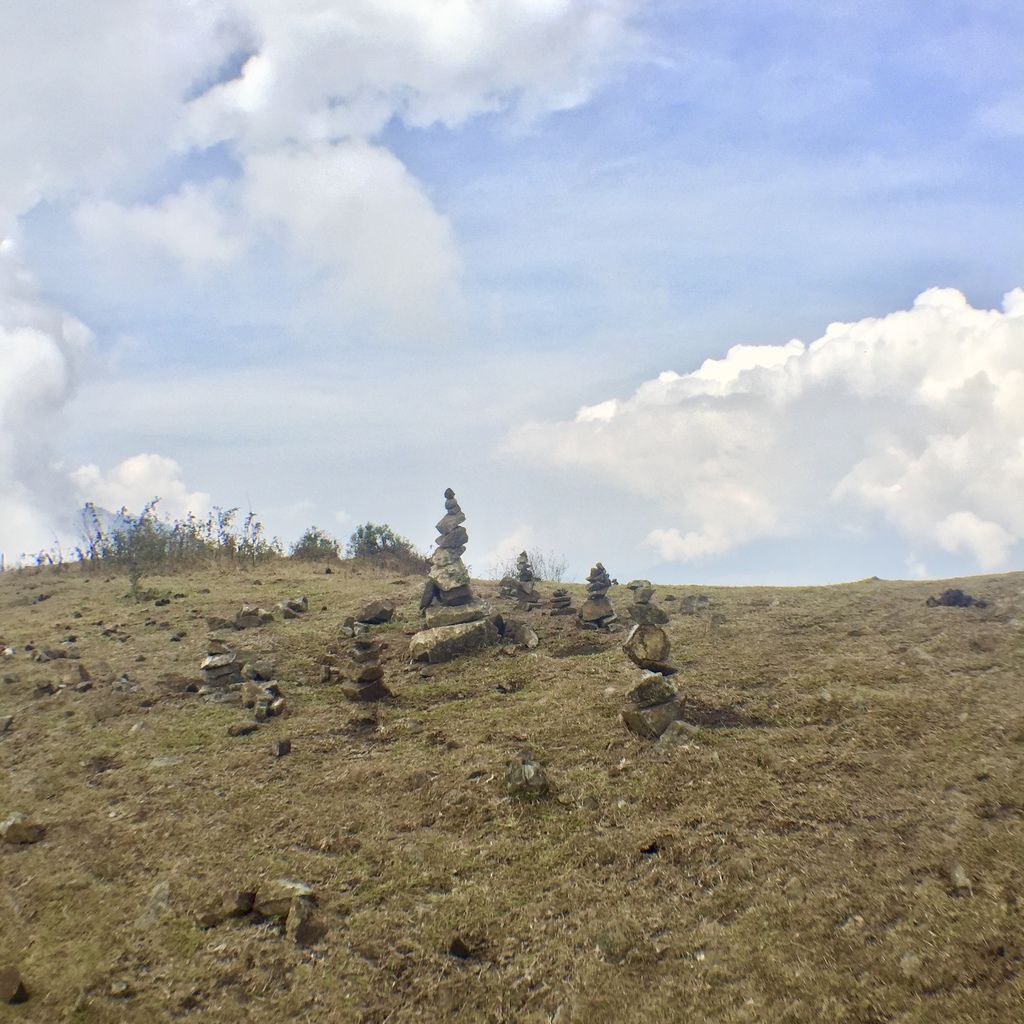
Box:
[423,601,488,628]
[285,897,327,946]
[579,596,615,623]
[255,879,314,918]
[625,673,678,707]
[430,560,471,592]
[621,700,680,739]
[0,966,28,1004]
[409,618,499,663]
[505,750,551,799]
[623,623,675,674]
[1,812,44,845]
[356,599,396,624]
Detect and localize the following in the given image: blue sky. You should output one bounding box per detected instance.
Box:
[2,1,1023,582]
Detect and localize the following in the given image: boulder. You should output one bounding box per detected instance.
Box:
[630,602,669,626]
[0,967,29,1005]
[625,673,678,707]
[285,897,327,946]
[423,602,488,629]
[430,561,471,593]
[623,624,676,674]
[355,599,396,624]
[579,596,615,623]
[1,812,44,845]
[505,750,551,799]
[621,699,681,739]
[409,618,499,664]
[255,879,314,918]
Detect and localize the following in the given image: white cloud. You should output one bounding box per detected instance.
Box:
[479,525,534,572]
[70,454,210,522]
[505,287,1024,571]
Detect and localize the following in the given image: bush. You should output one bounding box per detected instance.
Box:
[346,522,427,574]
[489,547,569,583]
[290,526,340,561]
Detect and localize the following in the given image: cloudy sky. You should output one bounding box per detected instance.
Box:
[2,0,1023,583]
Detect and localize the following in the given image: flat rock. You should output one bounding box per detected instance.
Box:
[436,526,469,550]
[1,813,44,845]
[630,603,669,626]
[340,678,392,701]
[409,618,499,664]
[227,722,259,737]
[423,602,488,628]
[255,879,314,918]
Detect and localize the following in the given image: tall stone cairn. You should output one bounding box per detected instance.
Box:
[578,562,616,628]
[341,636,391,701]
[515,551,541,609]
[419,488,488,628]
[620,612,679,738]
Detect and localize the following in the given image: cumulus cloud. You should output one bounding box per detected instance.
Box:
[0,240,92,558]
[505,287,1024,572]
[70,454,211,523]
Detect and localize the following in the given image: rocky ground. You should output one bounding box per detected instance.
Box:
[2,561,1023,1022]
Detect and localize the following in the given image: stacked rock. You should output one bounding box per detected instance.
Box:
[515,551,541,609]
[620,610,679,738]
[628,587,669,626]
[200,645,243,691]
[578,562,616,629]
[341,637,391,701]
[498,575,518,599]
[419,488,488,628]
[549,589,574,616]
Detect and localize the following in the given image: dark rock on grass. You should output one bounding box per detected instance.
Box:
[196,889,256,928]
[255,879,315,918]
[0,715,12,734]
[356,599,395,625]
[505,749,551,799]
[227,722,258,737]
[270,737,291,757]
[1,812,45,845]
[0,966,29,1004]
[448,936,473,959]
[285,898,327,946]
[926,588,988,609]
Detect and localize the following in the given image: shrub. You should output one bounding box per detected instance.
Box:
[346,522,427,574]
[489,547,569,583]
[290,526,340,561]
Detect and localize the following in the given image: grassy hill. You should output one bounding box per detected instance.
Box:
[2,561,1023,1022]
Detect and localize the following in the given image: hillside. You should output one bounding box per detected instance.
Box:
[2,561,1023,1022]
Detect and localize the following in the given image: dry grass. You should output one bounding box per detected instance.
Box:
[2,562,1023,1022]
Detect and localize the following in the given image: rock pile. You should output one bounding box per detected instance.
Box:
[200,646,243,691]
[514,551,540,609]
[620,673,681,739]
[621,610,680,739]
[411,489,498,663]
[341,636,391,701]
[276,595,308,620]
[197,879,326,946]
[628,586,669,626]
[549,588,574,616]
[233,604,275,629]
[579,562,617,629]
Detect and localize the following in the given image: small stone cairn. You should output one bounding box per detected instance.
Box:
[549,588,574,616]
[200,642,243,692]
[579,562,617,629]
[341,636,391,701]
[410,489,498,663]
[628,586,669,626]
[620,608,680,739]
[514,551,541,610]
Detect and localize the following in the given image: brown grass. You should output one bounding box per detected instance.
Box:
[2,562,1023,1022]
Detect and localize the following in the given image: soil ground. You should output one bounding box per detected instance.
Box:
[2,561,1023,1022]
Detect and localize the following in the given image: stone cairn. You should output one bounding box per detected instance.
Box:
[419,488,487,627]
[620,607,679,739]
[410,489,498,663]
[514,551,541,610]
[200,641,243,693]
[341,636,390,701]
[549,588,574,616]
[628,586,669,626]
[578,562,617,629]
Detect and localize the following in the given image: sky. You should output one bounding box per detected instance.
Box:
[2,0,1023,584]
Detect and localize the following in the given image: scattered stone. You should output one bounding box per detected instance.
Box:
[243,659,275,681]
[233,604,274,629]
[620,673,681,739]
[285,897,327,946]
[196,889,256,928]
[628,587,669,626]
[0,967,29,1005]
[549,588,575,616]
[341,637,391,701]
[656,719,701,748]
[579,563,617,628]
[411,489,497,662]
[1,812,44,845]
[502,619,540,649]
[927,588,988,609]
[448,936,473,959]
[227,722,258,737]
[270,737,292,757]
[355,599,396,625]
[241,679,281,709]
[0,716,12,734]
[505,748,551,799]
[109,980,132,999]
[623,623,676,674]
[255,879,315,918]
[206,615,234,631]
[680,594,710,615]
[625,579,652,591]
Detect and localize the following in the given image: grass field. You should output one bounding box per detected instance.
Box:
[2,561,1023,1022]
